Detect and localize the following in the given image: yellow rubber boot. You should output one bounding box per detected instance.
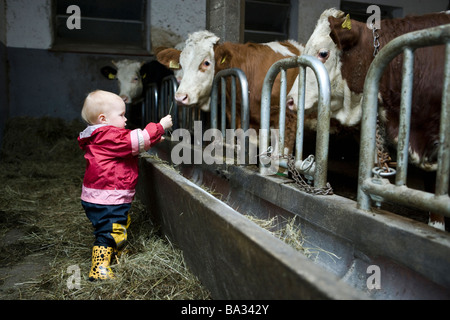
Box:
[89,246,116,281]
[112,247,129,265]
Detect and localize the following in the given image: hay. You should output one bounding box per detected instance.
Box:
[0,117,210,300]
[244,214,340,263]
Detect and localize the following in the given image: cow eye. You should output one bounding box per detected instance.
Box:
[200,59,211,71]
[318,49,329,61]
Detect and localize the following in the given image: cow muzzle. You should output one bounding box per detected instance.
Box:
[175,92,190,105]
[120,94,130,104]
[287,97,297,111]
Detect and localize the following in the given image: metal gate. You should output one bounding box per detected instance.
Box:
[357,24,450,217]
[210,68,250,132]
[210,68,251,164]
[142,82,158,126]
[259,55,331,188]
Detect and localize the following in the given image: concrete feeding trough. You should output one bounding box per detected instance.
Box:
[137,141,450,300]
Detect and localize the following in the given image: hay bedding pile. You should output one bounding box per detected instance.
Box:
[0,117,210,300]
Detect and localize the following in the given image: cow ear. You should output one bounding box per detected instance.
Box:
[139,61,155,79]
[214,43,232,69]
[101,66,117,80]
[155,48,182,70]
[328,16,360,51]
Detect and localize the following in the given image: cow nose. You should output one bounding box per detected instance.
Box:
[175,93,189,105]
[287,97,296,111]
[120,95,129,103]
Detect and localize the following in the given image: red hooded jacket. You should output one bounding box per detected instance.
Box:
[78,123,164,205]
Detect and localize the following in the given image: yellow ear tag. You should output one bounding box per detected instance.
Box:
[221,55,227,64]
[341,14,352,30]
[169,60,180,69]
[108,73,116,80]
[142,73,147,79]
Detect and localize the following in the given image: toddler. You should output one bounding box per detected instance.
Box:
[78,90,172,281]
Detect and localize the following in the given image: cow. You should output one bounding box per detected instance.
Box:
[286,8,450,230]
[155,30,304,155]
[101,59,173,104]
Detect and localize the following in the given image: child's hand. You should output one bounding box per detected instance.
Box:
[160,115,173,130]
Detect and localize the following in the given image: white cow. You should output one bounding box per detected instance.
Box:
[101,59,173,104]
[286,8,363,128]
[173,30,220,111]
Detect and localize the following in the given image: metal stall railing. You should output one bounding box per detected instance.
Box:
[154,75,178,127]
[259,55,331,188]
[210,68,250,132]
[145,74,208,134]
[210,68,250,163]
[142,82,158,127]
[357,24,450,217]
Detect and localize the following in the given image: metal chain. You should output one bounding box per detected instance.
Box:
[371,23,380,57]
[371,24,394,175]
[375,119,392,172]
[259,148,333,195]
[284,154,334,195]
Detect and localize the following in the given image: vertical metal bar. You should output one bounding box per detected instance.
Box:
[231,76,237,130]
[152,86,158,123]
[182,104,187,129]
[396,47,414,186]
[278,68,287,155]
[260,61,277,175]
[239,70,250,132]
[307,56,331,188]
[296,66,306,163]
[357,64,382,211]
[221,77,226,134]
[171,77,179,129]
[157,83,163,123]
[190,107,194,132]
[436,41,450,196]
[210,76,219,131]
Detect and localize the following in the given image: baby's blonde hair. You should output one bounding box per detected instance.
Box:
[81,90,122,125]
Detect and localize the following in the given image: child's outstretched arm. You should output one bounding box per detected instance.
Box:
[138,115,173,151]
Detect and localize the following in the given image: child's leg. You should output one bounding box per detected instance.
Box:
[82,201,131,280]
[82,202,131,249]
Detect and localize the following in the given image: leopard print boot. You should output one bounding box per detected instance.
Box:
[88,246,116,281]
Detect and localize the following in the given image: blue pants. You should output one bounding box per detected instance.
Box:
[82,201,131,249]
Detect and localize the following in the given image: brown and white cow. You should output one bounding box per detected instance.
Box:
[156,30,304,154]
[287,8,450,229]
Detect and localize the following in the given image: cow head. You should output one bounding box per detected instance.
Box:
[101,59,146,104]
[156,30,220,112]
[287,8,364,127]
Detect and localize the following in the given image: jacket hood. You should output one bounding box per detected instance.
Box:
[78,124,108,149]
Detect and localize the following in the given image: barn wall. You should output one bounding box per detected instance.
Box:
[6,48,121,119]
[1,0,206,143]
